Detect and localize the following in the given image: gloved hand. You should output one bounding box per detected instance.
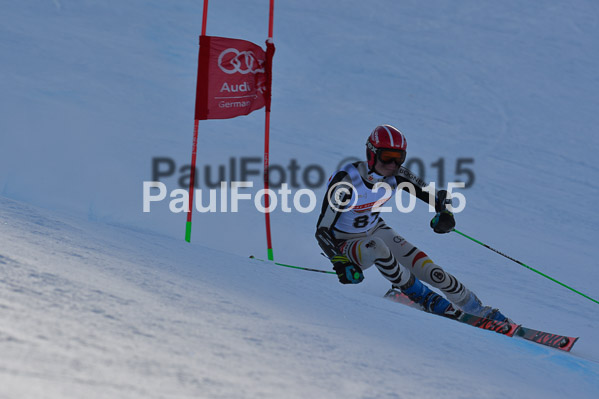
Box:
[430,209,456,234]
[331,254,364,284]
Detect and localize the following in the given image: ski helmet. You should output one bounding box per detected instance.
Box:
[366,125,407,170]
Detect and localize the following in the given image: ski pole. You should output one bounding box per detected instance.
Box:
[249,256,336,275]
[452,228,599,305]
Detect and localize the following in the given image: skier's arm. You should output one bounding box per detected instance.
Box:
[315,171,353,255]
[395,166,455,233]
[395,166,434,204]
[314,172,365,284]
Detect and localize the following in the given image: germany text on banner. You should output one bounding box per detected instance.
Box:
[195,36,273,120]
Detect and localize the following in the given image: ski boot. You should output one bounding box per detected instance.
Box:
[397,275,459,318]
[456,291,511,323]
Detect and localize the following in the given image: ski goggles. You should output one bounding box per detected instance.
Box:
[377,149,406,165]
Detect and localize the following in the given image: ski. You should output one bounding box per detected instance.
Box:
[515,326,578,352]
[384,288,520,336]
[384,288,579,352]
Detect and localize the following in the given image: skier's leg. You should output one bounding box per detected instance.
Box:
[339,235,411,287]
[372,224,509,321]
[336,232,454,315]
[372,226,468,302]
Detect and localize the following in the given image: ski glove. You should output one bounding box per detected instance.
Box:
[430,210,455,234]
[315,227,364,284]
[331,255,364,284]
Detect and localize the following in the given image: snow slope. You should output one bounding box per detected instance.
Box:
[1,197,598,399]
[1,0,599,397]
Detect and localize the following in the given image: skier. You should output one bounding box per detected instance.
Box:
[315,124,509,321]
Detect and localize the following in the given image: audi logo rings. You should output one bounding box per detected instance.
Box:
[218,48,265,75]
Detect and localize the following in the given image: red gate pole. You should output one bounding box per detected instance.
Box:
[263,0,275,259]
[185,0,209,242]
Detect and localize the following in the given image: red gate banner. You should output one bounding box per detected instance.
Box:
[195,35,272,120]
